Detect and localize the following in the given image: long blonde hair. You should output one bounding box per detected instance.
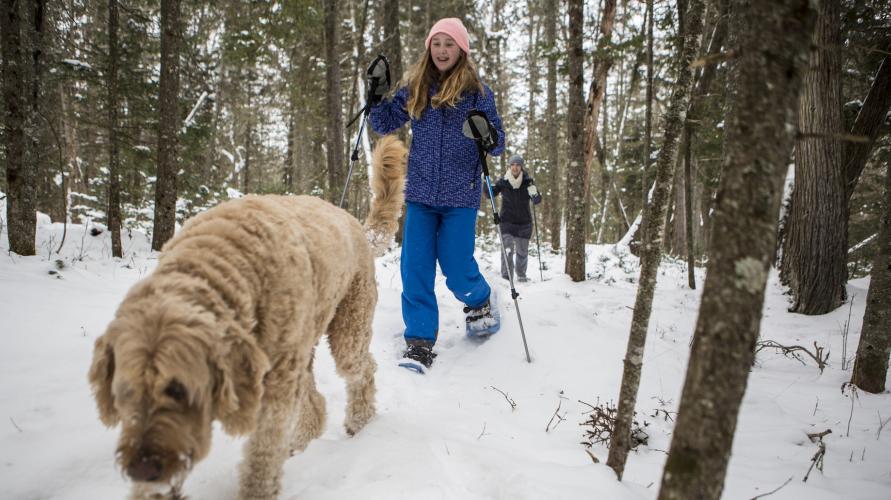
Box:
[404,49,485,120]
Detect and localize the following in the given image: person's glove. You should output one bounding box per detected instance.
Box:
[366,54,391,105]
[527,184,539,198]
[462,110,498,152]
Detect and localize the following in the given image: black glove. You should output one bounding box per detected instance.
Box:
[366,54,391,105]
[462,110,498,152]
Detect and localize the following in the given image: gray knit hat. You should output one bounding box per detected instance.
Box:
[508,154,524,167]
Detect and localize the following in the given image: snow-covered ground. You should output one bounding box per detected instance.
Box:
[1,206,890,499]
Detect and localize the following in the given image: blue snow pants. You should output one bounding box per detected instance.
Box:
[401,201,491,346]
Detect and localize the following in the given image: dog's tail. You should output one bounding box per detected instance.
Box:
[365,134,407,256]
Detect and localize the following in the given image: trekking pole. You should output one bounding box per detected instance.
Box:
[340,55,389,209]
[531,200,544,281]
[463,111,532,363]
[338,111,371,208]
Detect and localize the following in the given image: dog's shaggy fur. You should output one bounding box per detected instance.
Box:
[89,136,406,500]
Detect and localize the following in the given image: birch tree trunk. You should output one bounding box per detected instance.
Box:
[781,0,846,314]
[606,0,705,479]
[151,0,182,251]
[657,1,816,497]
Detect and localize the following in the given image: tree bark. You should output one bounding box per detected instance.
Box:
[684,128,695,289]
[107,0,123,258]
[564,0,585,269]
[382,0,402,83]
[632,0,655,259]
[682,1,728,268]
[2,0,43,256]
[781,0,846,314]
[851,159,891,393]
[606,0,705,480]
[565,0,616,281]
[844,53,891,200]
[545,0,561,250]
[656,1,816,498]
[325,0,345,204]
[151,0,182,251]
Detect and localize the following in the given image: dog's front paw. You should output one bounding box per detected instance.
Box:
[344,405,375,436]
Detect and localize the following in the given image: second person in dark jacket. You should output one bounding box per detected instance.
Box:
[486,154,542,282]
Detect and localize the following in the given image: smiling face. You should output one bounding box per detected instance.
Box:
[510,162,522,178]
[429,33,462,73]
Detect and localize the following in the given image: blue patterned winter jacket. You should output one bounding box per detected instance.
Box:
[369,83,505,209]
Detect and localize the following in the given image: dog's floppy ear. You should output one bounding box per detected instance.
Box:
[88,333,119,426]
[212,334,270,435]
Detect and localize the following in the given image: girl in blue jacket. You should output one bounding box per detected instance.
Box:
[370,17,505,372]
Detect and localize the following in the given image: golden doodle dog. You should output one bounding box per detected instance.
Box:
[89,136,406,499]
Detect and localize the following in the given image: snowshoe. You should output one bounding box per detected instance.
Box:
[464,295,501,339]
[398,344,437,374]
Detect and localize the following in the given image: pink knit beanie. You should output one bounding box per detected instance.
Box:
[425,18,471,55]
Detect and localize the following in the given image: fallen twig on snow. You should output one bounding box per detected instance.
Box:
[803,429,830,482]
[749,476,793,499]
[477,422,489,440]
[490,386,516,411]
[755,340,829,373]
[876,411,891,441]
[546,392,568,433]
[580,398,649,449]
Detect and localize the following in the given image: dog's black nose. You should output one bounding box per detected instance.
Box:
[127,453,163,482]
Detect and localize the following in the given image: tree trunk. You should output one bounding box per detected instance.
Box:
[682,0,728,270]
[564,0,585,271]
[851,159,891,393]
[2,0,43,256]
[545,0,561,251]
[684,127,695,289]
[151,0,182,251]
[565,0,616,281]
[107,0,123,258]
[606,0,705,480]
[844,53,891,200]
[325,0,345,204]
[657,1,816,498]
[671,151,687,256]
[781,0,846,314]
[526,0,539,160]
[632,0,655,259]
[382,0,402,83]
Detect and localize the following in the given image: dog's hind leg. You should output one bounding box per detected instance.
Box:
[289,350,327,454]
[237,359,302,500]
[327,273,378,436]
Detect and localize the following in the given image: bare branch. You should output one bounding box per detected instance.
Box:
[477,422,489,440]
[876,411,891,440]
[490,386,517,411]
[803,429,831,482]
[749,476,793,499]
[756,340,830,373]
[546,393,568,432]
